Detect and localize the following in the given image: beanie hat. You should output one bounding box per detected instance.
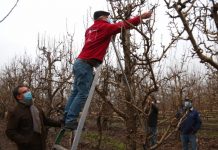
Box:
[184,98,192,103]
[93,11,110,20]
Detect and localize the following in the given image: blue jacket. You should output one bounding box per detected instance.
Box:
[179,108,202,134]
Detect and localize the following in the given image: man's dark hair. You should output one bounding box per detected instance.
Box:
[12,85,26,100]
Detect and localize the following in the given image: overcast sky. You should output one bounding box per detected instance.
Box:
[0,0,110,67]
[1,0,201,72]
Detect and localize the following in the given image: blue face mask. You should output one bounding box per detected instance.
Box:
[23,91,33,105]
[107,18,113,24]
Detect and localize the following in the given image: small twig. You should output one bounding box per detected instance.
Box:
[0,0,19,23]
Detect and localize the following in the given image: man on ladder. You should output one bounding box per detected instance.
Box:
[55,9,152,149]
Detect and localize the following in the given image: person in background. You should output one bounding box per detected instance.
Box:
[5,85,61,150]
[177,98,202,150]
[63,10,152,130]
[143,97,160,150]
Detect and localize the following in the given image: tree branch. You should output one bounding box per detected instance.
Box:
[0,0,19,23]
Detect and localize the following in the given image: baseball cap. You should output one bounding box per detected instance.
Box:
[93,11,110,20]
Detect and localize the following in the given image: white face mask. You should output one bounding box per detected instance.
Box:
[184,101,192,108]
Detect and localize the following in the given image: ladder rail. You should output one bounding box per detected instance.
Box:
[111,39,134,101]
[70,65,102,150]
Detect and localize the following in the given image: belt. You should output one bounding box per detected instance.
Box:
[78,58,101,67]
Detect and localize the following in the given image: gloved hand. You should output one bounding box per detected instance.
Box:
[141,11,152,19]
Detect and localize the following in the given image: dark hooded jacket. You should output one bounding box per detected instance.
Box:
[148,104,159,127]
[5,102,61,150]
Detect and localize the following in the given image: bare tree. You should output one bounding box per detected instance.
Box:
[36,33,74,116]
[0,32,74,120]
[164,0,218,70]
[0,0,19,23]
[0,55,36,117]
[90,0,180,149]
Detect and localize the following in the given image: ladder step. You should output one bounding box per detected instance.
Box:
[54,128,76,149]
[55,128,66,144]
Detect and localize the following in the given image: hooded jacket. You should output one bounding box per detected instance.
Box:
[5,102,61,150]
[78,16,142,62]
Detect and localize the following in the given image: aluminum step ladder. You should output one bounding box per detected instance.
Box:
[53,64,102,150]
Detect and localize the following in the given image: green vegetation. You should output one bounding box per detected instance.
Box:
[83,131,125,150]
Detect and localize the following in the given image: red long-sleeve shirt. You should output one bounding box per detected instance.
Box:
[77,16,142,62]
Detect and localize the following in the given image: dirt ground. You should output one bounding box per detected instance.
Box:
[1,118,218,150]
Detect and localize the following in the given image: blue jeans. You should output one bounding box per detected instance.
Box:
[180,134,197,150]
[143,127,157,150]
[64,59,94,124]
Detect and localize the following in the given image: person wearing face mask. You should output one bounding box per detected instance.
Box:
[176,98,202,150]
[63,10,152,130]
[143,96,160,150]
[5,85,61,150]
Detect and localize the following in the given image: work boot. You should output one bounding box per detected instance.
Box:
[64,121,78,130]
[64,121,86,131]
